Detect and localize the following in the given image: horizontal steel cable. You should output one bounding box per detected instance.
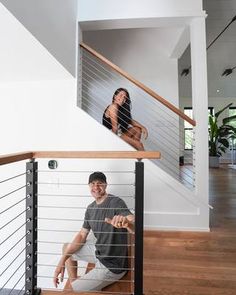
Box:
[16,284,25,295]
[82,82,142,139]
[7,272,25,295]
[83,51,183,127]
[82,91,191,167]
[82,92,190,171]
[81,84,194,163]
[82,77,195,163]
[0,172,26,184]
[38,229,133,235]
[83,59,195,162]
[37,252,134,259]
[37,240,135,247]
[38,170,134,173]
[82,89,184,155]
[0,185,26,200]
[0,232,28,262]
[37,182,134,186]
[82,69,184,142]
[37,263,134,271]
[0,220,28,246]
[83,52,193,134]
[37,217,135,224]
[0,244,27,277]
[0,259,26,291]
[82,76,195,165]
[38,205,134,211]
[37,275,133,283]
[0,209,27,231]
[37,193,134,199]
[83,51,181,125]
[0,197,26,215]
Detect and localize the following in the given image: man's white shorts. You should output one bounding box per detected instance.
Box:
[71,235,126,292]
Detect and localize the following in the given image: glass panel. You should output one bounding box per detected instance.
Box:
[184,129,193,150]
[229,108,236,128]
[184,109,193,128]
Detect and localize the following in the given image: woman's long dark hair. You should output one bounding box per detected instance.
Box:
[112,88,132,133]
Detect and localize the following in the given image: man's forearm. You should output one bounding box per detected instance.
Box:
[126,215,135,234]
[60,231,87,263]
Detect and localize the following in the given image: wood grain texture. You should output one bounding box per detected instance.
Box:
[0,151,33,166]
[32,151,161,160]
[143,166,236,295]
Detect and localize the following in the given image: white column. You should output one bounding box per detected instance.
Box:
[190,17,209,229]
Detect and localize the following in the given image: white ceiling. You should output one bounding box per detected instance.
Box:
[179,0,236,98]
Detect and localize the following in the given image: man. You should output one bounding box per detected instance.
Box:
[53,171,134,292]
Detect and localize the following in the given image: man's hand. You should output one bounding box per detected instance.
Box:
[105,215,130,229]
[53,261,65,288]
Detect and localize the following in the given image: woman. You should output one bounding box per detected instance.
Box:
[102,88,148,150]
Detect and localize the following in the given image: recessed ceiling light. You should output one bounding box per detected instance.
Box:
[216,89,220,93]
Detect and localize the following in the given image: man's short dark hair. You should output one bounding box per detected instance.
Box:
[88,171,107,184]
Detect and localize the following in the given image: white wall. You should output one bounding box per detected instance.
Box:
[82,28,183,179]
[79,0,203,22]
[0,3,209,290]
[0,0,78,76]
[0,81,209,291]
[84,28,180,101]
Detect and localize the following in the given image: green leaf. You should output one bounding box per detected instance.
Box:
[223,115,236,125]
[215,103,233,118]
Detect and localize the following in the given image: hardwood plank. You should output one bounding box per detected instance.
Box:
[33,151,160,160]
[41,165,236,295]
[0,151,33,165]
[142,165,236,295]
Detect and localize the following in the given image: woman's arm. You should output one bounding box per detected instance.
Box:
[131,119,148,139]
[109,104,120,134]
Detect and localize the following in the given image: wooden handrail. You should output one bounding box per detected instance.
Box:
[0,152,34,166]
[80,42,196,127]
[0,151,160,165]
[32,151,160,159]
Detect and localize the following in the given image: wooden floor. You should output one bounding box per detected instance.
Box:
[144,165,236,295]
[42,166,236,295]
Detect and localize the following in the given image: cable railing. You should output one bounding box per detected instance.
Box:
[80,43,196,190]
[0,159,29,295]
[0,151,160,295]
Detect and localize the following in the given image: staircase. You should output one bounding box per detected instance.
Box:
[80,42,196,190]
[0,2,209,295]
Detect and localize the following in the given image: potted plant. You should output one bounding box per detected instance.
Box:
[209,103,236,168]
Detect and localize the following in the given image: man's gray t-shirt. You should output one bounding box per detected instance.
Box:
[82,195,132,274]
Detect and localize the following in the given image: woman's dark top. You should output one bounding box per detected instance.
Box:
[102,104,132,133]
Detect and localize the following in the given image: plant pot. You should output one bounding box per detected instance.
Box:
[209,156,220,168]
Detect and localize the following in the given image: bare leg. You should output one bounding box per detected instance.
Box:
[63,243,78,285]
[127,126,142,141]
[121,133,144,150]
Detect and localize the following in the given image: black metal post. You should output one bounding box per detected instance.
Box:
[25,161,41,295]
[134,161,144,295]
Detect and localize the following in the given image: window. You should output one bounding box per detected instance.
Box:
[229,107,236,149]
[184,107,214,150]
[184,108,193,150]
[229,107,236,128]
